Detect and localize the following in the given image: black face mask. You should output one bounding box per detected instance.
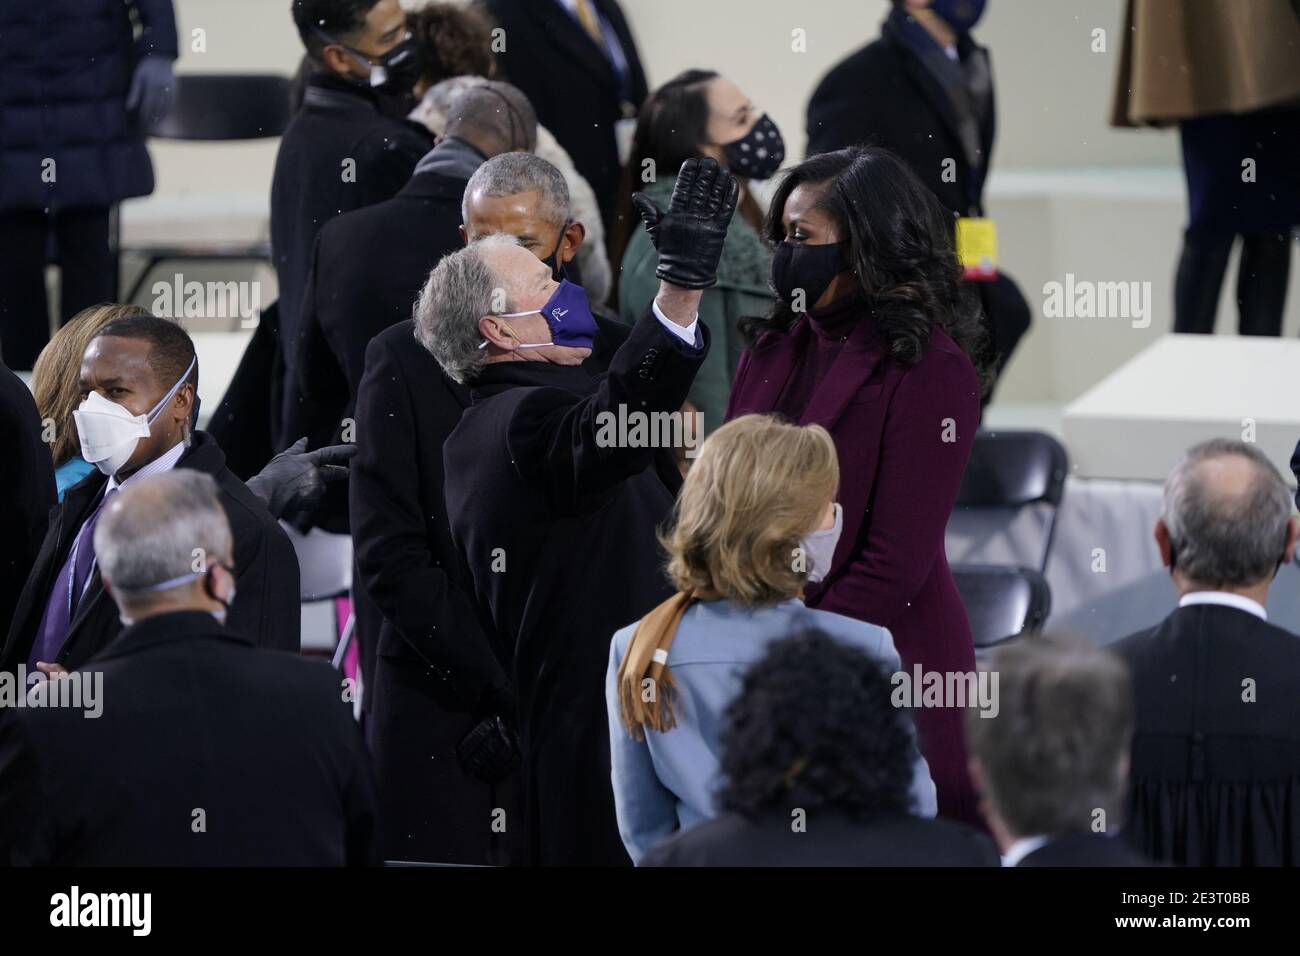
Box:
[542,229,567,281]
[721,113,785,180]
[318,29,424,95]
[771,239,852,310]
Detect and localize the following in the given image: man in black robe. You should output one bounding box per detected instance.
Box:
[1114,438,1300,866]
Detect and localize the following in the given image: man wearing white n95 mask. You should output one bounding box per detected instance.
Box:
[0,314,300,682]
[0,471,376,867]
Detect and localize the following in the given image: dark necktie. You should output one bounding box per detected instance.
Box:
[28,487,118,669]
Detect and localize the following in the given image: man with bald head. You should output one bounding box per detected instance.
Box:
[287,79,538,449]
[0,471,375,866]
[0,314,299,678]
[1114,438,1300,866]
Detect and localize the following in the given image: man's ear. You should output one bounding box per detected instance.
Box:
[319,43,356,80]
[210,562,237,606]
[1285,516,1299,565]
[168,382,195,429]
[459,224,469,246]
[1154,519,1173,569]
[478,314,516,351]
[560,221,586,264]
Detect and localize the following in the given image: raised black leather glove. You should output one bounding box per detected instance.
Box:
[632,156,740,290]
[456,714,521,785]
[246,437,356,520]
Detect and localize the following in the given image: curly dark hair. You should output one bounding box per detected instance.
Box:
[716,629,914,820]
[739,145,994,395]
[407,2,497,86]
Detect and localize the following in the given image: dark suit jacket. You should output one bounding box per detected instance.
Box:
[270,71,432,441]
[804,20,1028,381]
[442,308,704,864]
[806,19,995,218]
[1017,832,1149,867]
[0,432,300,673]
[726,294,982,826]
[0,364,54,636]
[351,315,630,864]
[286,169,469,451]
[1114,603,1300,866]
[642,810,999,867]
[0,610,376,866]
[484,0,647,227]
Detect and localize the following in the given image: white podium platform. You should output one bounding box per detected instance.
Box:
[1063,334,1300,482]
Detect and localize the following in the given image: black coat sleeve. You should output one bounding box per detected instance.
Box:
[350,334,510,708]
[506,307,708,511]
[806,51,879,157]
[0,376,55,636]
[287,236,349,450]
[129,0,179,60]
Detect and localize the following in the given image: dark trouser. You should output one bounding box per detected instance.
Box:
[1174,231,1292,336]
[0,206,115,370]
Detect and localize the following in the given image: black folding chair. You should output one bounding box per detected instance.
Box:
[953,429,1068,574]
[952,564,1052,653]
[121,73,293,304]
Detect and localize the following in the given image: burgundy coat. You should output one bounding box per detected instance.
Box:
[725,304,982,825]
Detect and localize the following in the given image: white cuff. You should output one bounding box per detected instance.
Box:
[652,300,700,346]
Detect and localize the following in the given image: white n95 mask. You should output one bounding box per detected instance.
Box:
[801,502,844,584]
[73,356,197,477]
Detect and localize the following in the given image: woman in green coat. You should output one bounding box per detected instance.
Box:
[615,70,779,436]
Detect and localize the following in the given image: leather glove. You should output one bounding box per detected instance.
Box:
[456,714,521,785]
[632,156,740,290]
[246,437,356,521]
[126,55,176,129]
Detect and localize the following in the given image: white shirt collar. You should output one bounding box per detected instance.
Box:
[1178,590,1267,621]
[107,439,186,494]
[1001,835,1049,868]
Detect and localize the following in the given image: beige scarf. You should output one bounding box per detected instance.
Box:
[616,588,718,741]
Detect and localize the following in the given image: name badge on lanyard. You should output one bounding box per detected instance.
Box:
[955,216,999,281]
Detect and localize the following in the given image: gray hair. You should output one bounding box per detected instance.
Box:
[1161,438,1293,587]
[95,471,233,594]
[445,79,537,153]
[462,152,571,228]
[966,635,1134,838]
[414,233,521,384]
[418,75,485,133]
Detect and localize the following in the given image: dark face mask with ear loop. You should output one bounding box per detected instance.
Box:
[770,238,854,309]
[314,27,423,92]
[541,226,570,281]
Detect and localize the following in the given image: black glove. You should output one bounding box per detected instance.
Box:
[246,437,356,520]
[632,156,740,290]
[456,714,521,785]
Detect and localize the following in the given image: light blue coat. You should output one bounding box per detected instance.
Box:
[605,598,938,864]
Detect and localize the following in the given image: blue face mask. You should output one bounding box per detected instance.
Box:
[487,279,599,350]
[930,0,987,33]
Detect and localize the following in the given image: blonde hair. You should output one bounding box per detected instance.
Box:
[661,414,840,605]
[31,303,151,468]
